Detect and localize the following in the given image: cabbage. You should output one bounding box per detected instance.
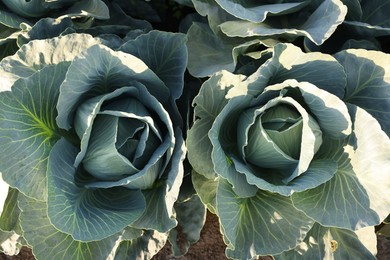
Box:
[187,43,390,259]
[0,31,189,259]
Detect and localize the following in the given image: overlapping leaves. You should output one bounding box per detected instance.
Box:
[0,30,189,259]
[187,43,390,259]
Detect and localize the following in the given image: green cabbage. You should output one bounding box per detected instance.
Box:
[187,43,390,259]
[0,31,189,259]
[186,0,348,77]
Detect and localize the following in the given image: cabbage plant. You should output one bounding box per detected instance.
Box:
[0,31,188,259]
[186,0,348,77]
[187,43,390,259]
[305,0,390,53]
[0,0,109,59]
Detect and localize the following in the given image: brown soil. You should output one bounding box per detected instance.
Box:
[153,212,229,260]
[1,212,389,260]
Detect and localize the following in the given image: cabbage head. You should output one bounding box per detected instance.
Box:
[186,0,347,77]
[0,31,188,259]
[187,43,390,259]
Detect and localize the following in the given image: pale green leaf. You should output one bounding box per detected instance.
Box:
[168,195,206,256]
[264,79,352,138]
[131,130,186,232]
[72,85,175,191]
[81,115,140,180]
[114,230,168,260]
[292,106,390,230]
[334,49,390,136]
[187,71,246,179]
[0,188,20,233]
[56,44,169,130]
[18,195,127,260]
[217,179,314,259]
[186,22,236,77]
[233,159,337,196]
[215,0,308,23]
[119,30,188,100]
[0,6,30,28]
[220,0,347,45]
[61,0,109,19]
[192,0,236,32]
[47,138,146,241]
[275,224,377,259]
[360,0,390,28]
[0,64,67,201]
[237,94,324,182]
[0,33,101,91]
[191,171,218,214]
[246,43,347,98]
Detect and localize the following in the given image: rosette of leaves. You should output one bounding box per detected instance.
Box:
[185,0,347,77]
[0,31,189,259]
[187,43,390,259]
[0,0,110,59]
[305,0,390,53]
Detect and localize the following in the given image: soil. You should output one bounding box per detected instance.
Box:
[1,211,389,260]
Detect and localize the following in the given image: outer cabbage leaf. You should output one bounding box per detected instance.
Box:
[186,21,266,77]
[19,194,141,260]
[275,224,377,259]
[217,178,314,258]
[187,70,247,179]
[47,138,146,242]
[0,0,108,59]
[245,44,347,98]
[0,180,23,256]
[113,230,168,260]
[16,17,75,47]
[0,33,101,90]
[343,0,390,37]
[304,0,390,53]
[168,195,206,257]
[191,171,218,214]
[119,30,188,101]
[215,0,309,23]
[334,49,390,136]
[219,0,347,45]
[292,105,390,230]
[187,0,347,77]
[0,65,66,201]
[0,188,20,233]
